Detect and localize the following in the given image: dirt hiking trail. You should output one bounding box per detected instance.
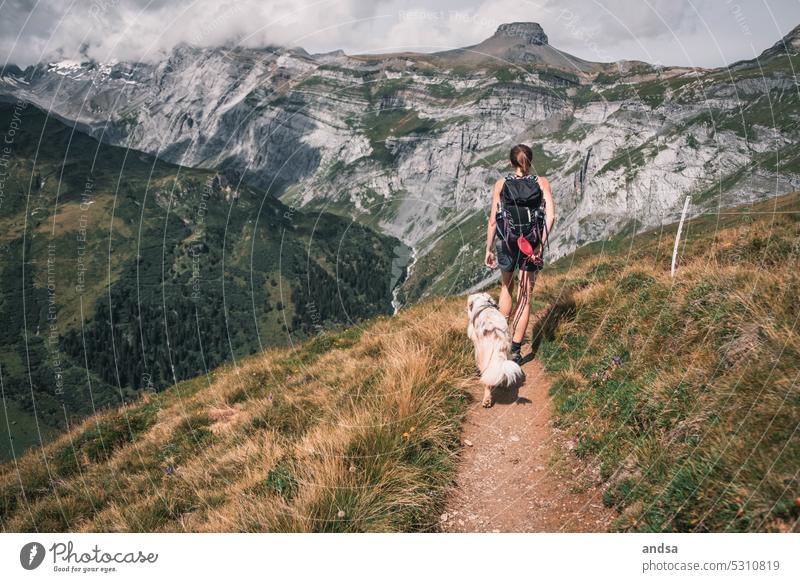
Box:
[441,341,615,532]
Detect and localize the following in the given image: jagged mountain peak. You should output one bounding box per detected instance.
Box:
[492,22,549,46]
[430,20,599,73]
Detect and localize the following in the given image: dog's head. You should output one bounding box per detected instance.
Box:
[467,292,495,317]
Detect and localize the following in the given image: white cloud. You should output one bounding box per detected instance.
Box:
[0,0,797,67]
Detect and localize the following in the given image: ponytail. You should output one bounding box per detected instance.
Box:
[510,144,533,175]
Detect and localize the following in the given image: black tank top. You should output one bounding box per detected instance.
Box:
[500,174,542,209]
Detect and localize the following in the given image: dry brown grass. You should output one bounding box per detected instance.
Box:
[534,192,800,531]
[0,299,473,532]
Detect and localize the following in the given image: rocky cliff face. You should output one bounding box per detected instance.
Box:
[2,22,798,303]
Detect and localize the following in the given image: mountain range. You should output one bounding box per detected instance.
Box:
[2,21,798,303]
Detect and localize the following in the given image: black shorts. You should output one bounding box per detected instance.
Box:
[495,239,542,273]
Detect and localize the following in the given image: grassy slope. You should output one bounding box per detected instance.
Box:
[0,299,472,532]
[1,188,796,532]
[535,191,799,532]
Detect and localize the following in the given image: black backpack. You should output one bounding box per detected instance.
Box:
[496,175,547,257]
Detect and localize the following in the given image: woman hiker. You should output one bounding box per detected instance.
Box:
[484,144,556,364]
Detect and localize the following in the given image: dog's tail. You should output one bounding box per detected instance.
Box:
[480,358,524,388]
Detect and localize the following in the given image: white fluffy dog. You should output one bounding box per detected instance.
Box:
[466,292,525,407]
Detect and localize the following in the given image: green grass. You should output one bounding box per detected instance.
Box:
[470,143,562,174]
[257,458,298,500]
[716,54,800,81]
[549,118,590,143]
[530,143,564,176]
[493,67,526,83]
[362,109,437,165]
[760,142,800,175]
[694,141,800,205]
[713,90,800,139]
[428,82,456,99]
[586,73,696,108]
[596,141,666,177]
[0,400,59,462]
[572,85,603,107]
[471,146,510,169]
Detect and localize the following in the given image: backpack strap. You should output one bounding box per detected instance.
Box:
[497,177,506,213]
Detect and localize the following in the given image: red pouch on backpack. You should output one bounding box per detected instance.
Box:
[517,235,534,257]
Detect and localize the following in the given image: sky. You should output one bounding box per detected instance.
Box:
[1,0,798,68]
